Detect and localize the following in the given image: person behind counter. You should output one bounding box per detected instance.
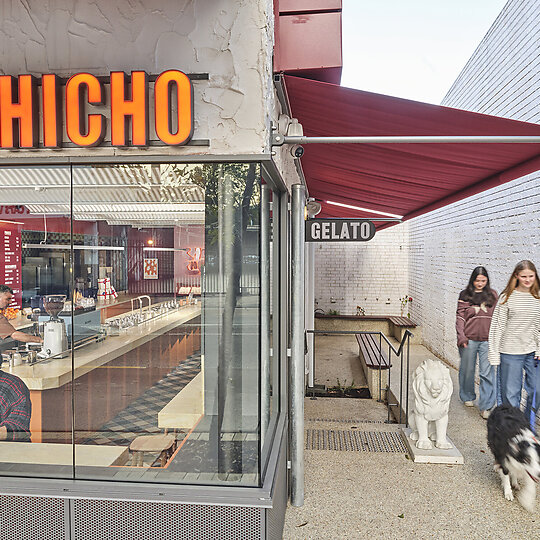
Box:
[0,285,43,345]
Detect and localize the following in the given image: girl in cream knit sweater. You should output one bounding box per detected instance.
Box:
[488,260,540,422]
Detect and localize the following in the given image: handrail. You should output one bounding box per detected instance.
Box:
[305,328,413,355]
[305,328,412,425]
[379,329,413,357]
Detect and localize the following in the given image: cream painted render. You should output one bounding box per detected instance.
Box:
[0,0,295,169]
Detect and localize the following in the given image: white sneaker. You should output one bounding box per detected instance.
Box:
[464,401,475,407]
[481,409,491,420]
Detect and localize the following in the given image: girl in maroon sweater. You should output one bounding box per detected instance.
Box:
[456,266,498,419]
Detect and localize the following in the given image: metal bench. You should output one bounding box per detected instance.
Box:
[356,333,391,400]
[388,316,417,341]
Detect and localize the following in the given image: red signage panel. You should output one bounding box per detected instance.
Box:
[0,221,22,308]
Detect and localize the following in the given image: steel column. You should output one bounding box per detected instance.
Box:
[260,185,271,446]
[305,235,315,388]
[290,184,306,507]
[217,170,238,478]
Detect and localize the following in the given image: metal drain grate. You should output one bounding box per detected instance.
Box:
[306,418,385,424]
[306,429,407,452]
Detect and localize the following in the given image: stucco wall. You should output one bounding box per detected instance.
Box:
[0,0,279,159]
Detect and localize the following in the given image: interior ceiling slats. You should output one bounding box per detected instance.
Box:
[0,165,205,225]
[25,203,204,213]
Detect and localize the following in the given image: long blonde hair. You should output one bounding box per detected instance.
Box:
[501,260,540,303]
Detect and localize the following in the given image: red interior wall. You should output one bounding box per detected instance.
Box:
[127,228,175,295]
[0,206,97,235]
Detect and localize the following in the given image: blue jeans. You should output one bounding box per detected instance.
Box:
[496,366,502,406]
[499,352,539,422]
[458,340,496,411]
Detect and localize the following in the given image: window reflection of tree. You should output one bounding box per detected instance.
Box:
[189,163,260,479]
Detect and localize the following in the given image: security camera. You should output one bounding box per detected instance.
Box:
[290,144,304,158]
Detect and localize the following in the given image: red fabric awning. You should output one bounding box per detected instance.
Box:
[283,75,540,228]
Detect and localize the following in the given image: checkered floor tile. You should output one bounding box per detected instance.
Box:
[81,353,201,453]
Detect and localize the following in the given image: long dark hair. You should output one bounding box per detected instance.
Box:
[501,260,540,304]
[462,266,495,306]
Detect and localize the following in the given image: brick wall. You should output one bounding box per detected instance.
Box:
[442,0,540,123]
[410,0,540,367]
[314,0,540,368]
[407,174,540,367]
[314,224,410,316]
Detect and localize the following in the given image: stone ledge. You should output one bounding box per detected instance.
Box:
[401,427,464,464]
[315,315,422,344]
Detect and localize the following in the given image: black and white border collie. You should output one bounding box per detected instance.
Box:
[487,405,540,512]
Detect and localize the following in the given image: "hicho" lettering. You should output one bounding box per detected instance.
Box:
[0,70,193,149]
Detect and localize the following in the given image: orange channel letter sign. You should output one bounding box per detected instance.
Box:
[0,71,194,149]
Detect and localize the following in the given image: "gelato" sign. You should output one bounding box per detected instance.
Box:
[305,219,376,242]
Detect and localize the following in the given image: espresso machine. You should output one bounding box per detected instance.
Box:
[38,295,69,359]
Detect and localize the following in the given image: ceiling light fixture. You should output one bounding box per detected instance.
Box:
[22,244,124,251]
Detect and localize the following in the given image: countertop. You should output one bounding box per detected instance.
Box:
[5,305,201,391]
[8,293,141,331]
[0,441,129,466]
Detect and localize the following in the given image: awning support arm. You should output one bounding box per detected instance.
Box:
[272,134,540,146]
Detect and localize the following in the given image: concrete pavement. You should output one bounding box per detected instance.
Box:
[282,339,539,539]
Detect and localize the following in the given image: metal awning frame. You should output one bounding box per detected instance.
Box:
[272,134,540,145]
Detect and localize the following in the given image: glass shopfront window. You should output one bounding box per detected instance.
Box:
[0,162,277,488]
[0,166,73,478]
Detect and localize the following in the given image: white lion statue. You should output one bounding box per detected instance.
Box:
[409,358,453,450]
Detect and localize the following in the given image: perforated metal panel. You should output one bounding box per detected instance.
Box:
[72,499,262,540]
[306,429,407,452]
[0,495,67,540]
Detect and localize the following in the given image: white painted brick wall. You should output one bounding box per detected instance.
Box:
[314,0,540,369]
[442,0,540,121]
[411,0,540,368]
[407,174,540,367]
[314,224,410,316]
